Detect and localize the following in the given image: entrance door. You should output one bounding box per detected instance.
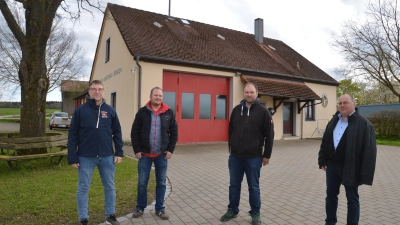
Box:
[283,102,293,135]
[163,72,229,143]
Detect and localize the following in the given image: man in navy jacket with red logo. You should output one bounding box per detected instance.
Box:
[68,80,123,225]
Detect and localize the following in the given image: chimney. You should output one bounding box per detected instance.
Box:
[255,18,264,44]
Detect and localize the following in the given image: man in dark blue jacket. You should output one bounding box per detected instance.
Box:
[318,94,377,225]
[130,87,178,220]
[221,82,274,225]
[68,80,123,225]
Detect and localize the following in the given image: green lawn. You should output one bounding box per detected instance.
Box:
[0,108,21,116]
[0,108,60,125]
[0,156,155,225]
[376,137,400,147]
[0,108,61,117]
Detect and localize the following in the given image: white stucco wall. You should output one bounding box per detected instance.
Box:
[302,83,337,138]
[90,11,137,141]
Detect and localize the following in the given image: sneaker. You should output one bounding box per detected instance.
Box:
[106,214,120,225]
[220,208,238,221]
[156,211,169,220]
[250,212,261,225]
[80,218,88,225]
[132,209,143,218]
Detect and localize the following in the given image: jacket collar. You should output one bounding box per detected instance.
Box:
[86,95,105,108]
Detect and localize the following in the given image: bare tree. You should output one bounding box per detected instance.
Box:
[331,0,400,102]
[359,80,400,105]
[0,0,102,150]
[0,2,87,95]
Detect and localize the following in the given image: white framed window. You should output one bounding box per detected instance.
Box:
[304,100,315,121]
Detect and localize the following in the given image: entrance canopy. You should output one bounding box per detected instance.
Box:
[242,75,322,114]
[242,75,321,100]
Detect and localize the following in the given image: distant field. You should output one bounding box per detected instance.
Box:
[0,108,20,116]
[0,108,60,117]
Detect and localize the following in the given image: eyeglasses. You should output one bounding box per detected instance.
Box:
[337,101,353,106]
[89,88,104,92]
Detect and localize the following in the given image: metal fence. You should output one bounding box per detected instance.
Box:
[357,104,400,116]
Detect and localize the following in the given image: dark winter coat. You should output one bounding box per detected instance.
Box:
[68,98,123,164]
[228,99,274,158]
[318,110,377,186]
[131,103,178,154]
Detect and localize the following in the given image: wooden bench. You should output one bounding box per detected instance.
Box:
[0,132,68,169]
[0,148,67,168]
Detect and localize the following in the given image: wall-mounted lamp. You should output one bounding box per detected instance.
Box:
[131,66,136,75]
[235,72,241,77]
[268,107,276,116]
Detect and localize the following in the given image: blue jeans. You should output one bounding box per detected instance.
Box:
[228,154,262,215]
[325,162,359,225]
[136,153,168,212]
[77,155,116,220]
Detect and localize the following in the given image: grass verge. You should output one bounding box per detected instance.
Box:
[0,118,51,125]
[0,156,156,225]
[0,118,20,123]
[376,137,400,147]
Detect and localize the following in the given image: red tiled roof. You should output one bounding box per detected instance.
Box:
[107,3,338,85]
[242,75,321,100]
[60,80,89,92]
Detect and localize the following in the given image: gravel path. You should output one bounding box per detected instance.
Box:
[0,122,20,132]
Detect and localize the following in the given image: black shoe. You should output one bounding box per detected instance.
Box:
[132,209,143,218]
[220,208,238,221]
[80,218,88,225]
[106,214,120,225]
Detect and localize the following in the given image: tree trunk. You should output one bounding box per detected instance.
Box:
[18,62,48,154]
[18,53,49,154]
[17,0,53,155]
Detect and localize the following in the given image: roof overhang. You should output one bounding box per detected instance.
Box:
[134,55,340,86]
[242,75,321,100]
[73,91,88,100]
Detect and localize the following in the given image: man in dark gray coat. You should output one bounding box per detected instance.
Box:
[318,94,377,225]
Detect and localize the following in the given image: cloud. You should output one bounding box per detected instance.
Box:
[340,0,367,12]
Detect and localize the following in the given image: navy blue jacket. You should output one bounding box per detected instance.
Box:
[68,98,123,164]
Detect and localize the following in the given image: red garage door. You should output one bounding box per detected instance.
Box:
[163,71,230,143]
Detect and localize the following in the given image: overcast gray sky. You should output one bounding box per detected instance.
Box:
[3,0,368,101]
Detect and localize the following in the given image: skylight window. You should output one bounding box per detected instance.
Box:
[153,22,162,28]
[180,18,190,25]
[218,34,225,40]
[268,45,276,50]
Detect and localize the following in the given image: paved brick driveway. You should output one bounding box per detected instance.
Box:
[110,139,399,225]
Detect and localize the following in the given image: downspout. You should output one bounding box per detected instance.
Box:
[135,56,142,110]
[301,108,304,139]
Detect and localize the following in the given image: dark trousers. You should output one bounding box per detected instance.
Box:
[325,162,359,225]
[228,154,262,214]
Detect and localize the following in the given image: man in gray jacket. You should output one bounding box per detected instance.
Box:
[318,94,377,225]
